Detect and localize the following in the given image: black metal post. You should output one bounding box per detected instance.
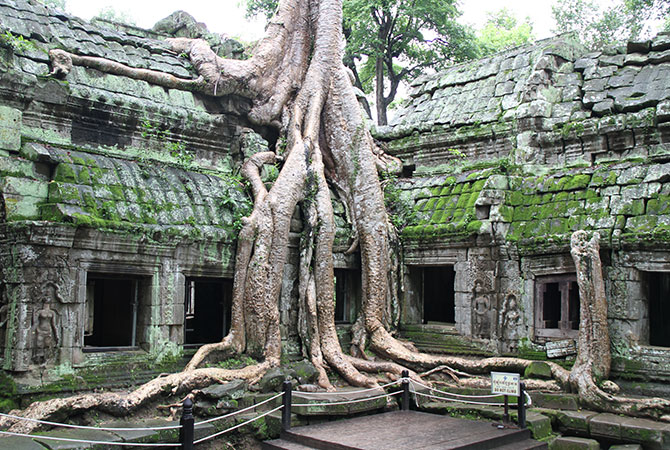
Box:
[503,395,509,424]
[282,380,292,431]
[517,382,526,429]
[179,397,194,450]
[401,369,410,411]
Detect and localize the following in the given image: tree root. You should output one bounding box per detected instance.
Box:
[0,363,273,434]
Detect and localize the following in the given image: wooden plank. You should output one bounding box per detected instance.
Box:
[280,411,532,450]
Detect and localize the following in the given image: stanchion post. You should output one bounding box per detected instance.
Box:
[179,397,194,450]
[503,395,509,424]
[282,380,292,431]
[401,369,410,411]
[517,382,526,429]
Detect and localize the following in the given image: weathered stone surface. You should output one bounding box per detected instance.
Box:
[201,379,247,400]
[0,106,21,151]
[555,410,599,434]
[550,436,600,450]
[524,361,553,379]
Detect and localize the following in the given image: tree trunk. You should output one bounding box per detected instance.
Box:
[375,56,388,126]
[570,230,610,384]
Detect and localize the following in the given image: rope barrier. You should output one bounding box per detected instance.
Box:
[524,390,532,407]
[0,412,182,432]
[193,405,283,445]
[295,379,401,396]
[409,379,502,399]
[293,390,402,407]
[0,429,181,447]
[412,389,506,407]
[194,391,283,426]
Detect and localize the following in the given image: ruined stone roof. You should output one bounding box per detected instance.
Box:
[0,0,256,239]
[0,0,194,76]
[397,158,670,252]
[377,32,670,174]
[1,143,247,239]
[382,33,670,140]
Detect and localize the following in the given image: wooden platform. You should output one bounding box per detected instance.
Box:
[263,410,547,449]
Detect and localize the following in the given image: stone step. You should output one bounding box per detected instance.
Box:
[494,439,548,450]
[263,438,317,450]
[398,325,494,357]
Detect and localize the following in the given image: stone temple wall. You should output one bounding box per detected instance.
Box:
[0,0,271,377]
[378,32,670,382]
[2,0,670,386]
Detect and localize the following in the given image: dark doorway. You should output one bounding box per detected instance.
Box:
[423,266,455,324]
[84,273,140,348]
[648,272,670,347]
[184,278,232,346]
[334,269,358,323]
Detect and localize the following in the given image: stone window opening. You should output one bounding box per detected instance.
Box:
[646,272,670,347]
[184,278,232,347]
[84,273,147,351]
[534,274,580,339]
[423,266,456,324]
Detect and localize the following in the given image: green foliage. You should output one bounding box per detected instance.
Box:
[140,119,194,166]
[215,172,253,235]
[244,0,278,20]
[552,0,670,49]
[93,6,137,26]
[217,355,259,370]
[476,8,535,56]
[382,173,418,230]
[0,31,38,53]
[344,0,478,124]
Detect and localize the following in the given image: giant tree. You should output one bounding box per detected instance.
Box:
[3,0,670,432]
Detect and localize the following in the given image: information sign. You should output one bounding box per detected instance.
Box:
[490,372,520,396]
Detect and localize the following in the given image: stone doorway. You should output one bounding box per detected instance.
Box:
[423,266,456,324]
[184,278,232,346]
[648,272,670,347]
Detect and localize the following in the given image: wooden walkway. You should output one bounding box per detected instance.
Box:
[264,410,547,449]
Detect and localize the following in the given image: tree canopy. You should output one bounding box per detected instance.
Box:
[476,8,535,57]
[552,0,670,49]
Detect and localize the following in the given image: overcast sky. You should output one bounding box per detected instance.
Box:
[64,0,565,41]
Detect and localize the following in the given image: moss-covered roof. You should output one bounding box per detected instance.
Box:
[2,143,249,240]
[398,170,494,241]
[397,159,670,251]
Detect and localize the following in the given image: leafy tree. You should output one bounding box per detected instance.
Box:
[553,0,670,49]
[244,0,278,21]
[343,0,478,125]
[476,8,535,56]
[93,6,137,26]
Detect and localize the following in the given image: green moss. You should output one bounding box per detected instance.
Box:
[563,174,591,190]
[53,163,77,183]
